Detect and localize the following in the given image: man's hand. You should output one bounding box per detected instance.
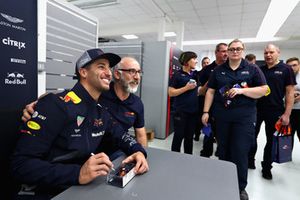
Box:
[122,151,149,174]
[280,113,290,126]
[79,153,113,185]
[201,113,209,126]
[185,81,197,90]
[228,88,243,98]
[21,101,37,122]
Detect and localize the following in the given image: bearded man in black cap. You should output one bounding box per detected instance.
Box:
[11,48,149,200]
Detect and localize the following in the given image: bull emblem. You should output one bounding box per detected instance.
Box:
[7,72,16,78]
[16,73,24,78]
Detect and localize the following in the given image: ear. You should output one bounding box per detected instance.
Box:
[78,67,88,79]
[113,68,121,80]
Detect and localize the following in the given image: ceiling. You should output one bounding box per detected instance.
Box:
[66,0,300,52]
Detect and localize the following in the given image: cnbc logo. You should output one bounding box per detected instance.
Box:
[5,72,27,85]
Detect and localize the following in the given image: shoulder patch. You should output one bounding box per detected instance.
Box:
[27,121,41,130]
[62,91,81,104]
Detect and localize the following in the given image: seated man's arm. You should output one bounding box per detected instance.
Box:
[107,117,149,174]
[135,127,147,147]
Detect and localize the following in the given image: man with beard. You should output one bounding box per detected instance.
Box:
[22,57,147,153]
[98,57,147,157]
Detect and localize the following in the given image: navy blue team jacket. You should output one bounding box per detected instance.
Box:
[11,82,146,193]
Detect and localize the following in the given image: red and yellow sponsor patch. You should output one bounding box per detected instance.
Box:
[124,112,135,117]
[20,129,33,136]
[62,91,81,104]
[27,120,41,130]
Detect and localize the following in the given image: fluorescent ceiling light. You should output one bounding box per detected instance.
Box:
[122,34,138,39]
[183,37,287,46]
[68,0,119,9]
[256,0,299,38]
[164,32,176,37]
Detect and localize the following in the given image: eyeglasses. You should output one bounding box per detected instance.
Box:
[227,48,244,53]
[118,68,143,76]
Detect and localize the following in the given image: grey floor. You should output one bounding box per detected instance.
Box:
[148,123,300,200]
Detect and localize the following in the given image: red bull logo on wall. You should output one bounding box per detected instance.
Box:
[5,71,26,85]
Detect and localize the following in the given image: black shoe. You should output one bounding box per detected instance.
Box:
[200,151,211,158]
[262,169,272,180]
[248,160,256,169]
[240,190,249,200]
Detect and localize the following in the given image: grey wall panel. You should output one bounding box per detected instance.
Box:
[46,23,95,47]
[45,58,74,75]
[141,41,171,139]
[45,0,98,91]
[47,2,97,34]
[46,74,76,91]
[46,51,74,63]
[47,34,93,52]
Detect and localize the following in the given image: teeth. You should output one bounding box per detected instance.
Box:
[103,79,110,84]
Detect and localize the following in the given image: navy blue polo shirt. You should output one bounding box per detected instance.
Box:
[169,69,199,113]
[257,61,296,111]
[198,61,218,86]
[208,59,266,115]
[99,82,144,131]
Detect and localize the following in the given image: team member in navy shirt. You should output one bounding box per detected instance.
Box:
[202,39,268,200]
[99,57,147,158]
[169,51,199,154]
[12,49,148,199]
[248,44,296,179]
[197,43,228,157]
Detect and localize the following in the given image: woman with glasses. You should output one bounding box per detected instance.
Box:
[168,51,199,154]
[201,39,268,200]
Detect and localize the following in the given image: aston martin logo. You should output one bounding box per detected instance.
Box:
[1,13,23,23]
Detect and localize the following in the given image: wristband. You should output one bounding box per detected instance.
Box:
[203,111,209,114]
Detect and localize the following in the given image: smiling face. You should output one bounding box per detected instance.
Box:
[115,57,141,93]
[80,58,112,92]
[186,57,198,69]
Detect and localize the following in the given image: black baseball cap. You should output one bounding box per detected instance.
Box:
[74,48,121,79]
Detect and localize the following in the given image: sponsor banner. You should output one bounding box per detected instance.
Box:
[0,0,37,110]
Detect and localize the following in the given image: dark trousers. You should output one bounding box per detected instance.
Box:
[194,96,205,140]
[291,109,300,149]
[194,115,203,139]
[216,115,255,190]
[172,111,197,154]
[248,110,282,169]
[200,118,216,157]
